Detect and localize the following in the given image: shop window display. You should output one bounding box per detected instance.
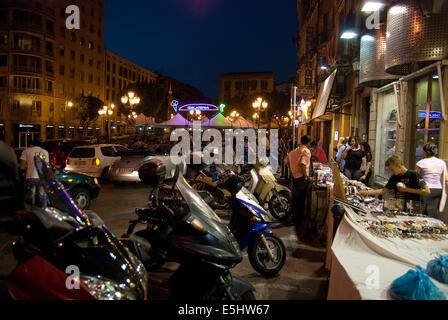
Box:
[376,90,397,185]
[413,76,441,165]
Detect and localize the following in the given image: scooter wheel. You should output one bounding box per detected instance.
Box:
[268,191,293,221]
[248,234,286,277]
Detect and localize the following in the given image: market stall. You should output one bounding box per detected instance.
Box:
[323,163,448,300]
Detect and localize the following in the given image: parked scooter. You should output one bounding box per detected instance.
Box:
[122,160,256,300]
[247,163,292,221]
[224,174,286,277]
[190,169,286,277]
[0,156,148,300]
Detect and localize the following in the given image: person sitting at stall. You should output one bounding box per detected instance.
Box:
[359,155,430,211]
[310,141,328,164]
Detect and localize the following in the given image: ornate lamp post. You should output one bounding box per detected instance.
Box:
[98,104,114,143]
[252,97,268,129]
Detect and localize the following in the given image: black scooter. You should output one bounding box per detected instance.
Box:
[122,160,256,300]
[0,156,148,300]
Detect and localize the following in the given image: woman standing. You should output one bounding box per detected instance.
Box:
[415,142,448,217]
[360,142,373,186]
[342,136,363,180]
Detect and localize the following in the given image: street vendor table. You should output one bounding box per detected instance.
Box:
[327,206,448,300]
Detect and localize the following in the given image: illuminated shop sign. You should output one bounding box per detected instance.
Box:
[418,110,441,119]
[179,104,219,112]
[19,124,34,128]
[59,126,65,129]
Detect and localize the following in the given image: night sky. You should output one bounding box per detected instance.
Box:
[104,0,298,100]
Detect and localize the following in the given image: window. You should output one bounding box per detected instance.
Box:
[46,80,52,92]
[242,80,249,90]
[13,55,42,72]
[13,33,40,51]
[90,8,94,16]
[112,63,116,74]
[88,74,93,83]
[71,32,76,42]
[46,19,54,34]
[0,34,7,45]
[80,72,84,81]
[80,37,85,46]
[114,146,128,153]
[59,47,65,56]
[98,28,102,37]
[88,41,94,49]
[45,60,53,74]
[45,41,54,56]
[224,81,231,91]
[412,75,442,165]
[32,101,42,115]
[69,148,95,158]
[11,100,20,113]
[112,77,115,88]
[375,89,397,185]
[90,25,94,33]
[70,68,75,79]
[71,50,75,60]
[250,80,257,90]
[235,81,241,90]
[106,89,109,100]
[261,80,268,90]
[106,60,110,72]
[106,75,110,85]
[101,146,116,157]
[0,10,7,24]
[118,79,122,88]
[0,76,6,87]
[60,27,65,37]
[89,58,93,67]
[0,55,6,66]
[59,65,64,75]
[13,10,41,26]
[80,54,84,63]
[97,61,101,70]
[119,66,122,76]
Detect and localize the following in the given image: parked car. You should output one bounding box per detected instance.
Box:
[107,144,185,183]
[40,139,90,168]
[65,144,129,178]
[53,166,101,210]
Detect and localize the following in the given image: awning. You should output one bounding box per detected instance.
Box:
[312,69,337,120]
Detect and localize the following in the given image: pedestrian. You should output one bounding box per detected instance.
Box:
[341,136,363,180]
[284,135,312,226]
[19,139,49,207]
[310,141,328,164]
[337,137,346,152]
[415,142,448,217]
[359,155,430,212]
[335,138,349,172]
[360,142,373,186]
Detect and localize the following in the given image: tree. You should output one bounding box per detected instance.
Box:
[72,95,104,135]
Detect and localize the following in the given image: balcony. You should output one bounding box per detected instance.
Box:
[11,21,43,33]
[11,87,43,95]
[11,44,42,56]
[11,65,42,74]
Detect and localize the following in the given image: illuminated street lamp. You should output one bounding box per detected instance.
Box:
[252,97,268,129]
[98,104,114,143]
[64,100,73,137]
[121,91,141,110]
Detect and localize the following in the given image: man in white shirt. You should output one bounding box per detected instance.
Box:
[19,139,49,206]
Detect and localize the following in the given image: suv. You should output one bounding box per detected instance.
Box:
[53,167,101,210]
[40,140,90,168]
[65,144,129,178]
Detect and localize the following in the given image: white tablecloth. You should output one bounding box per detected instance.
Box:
[327,206,448,300]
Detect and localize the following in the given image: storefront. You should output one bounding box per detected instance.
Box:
[13,124,41,149]
[45,125,55,140]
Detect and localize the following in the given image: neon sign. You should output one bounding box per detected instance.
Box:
[418,110,441,119]
[179,104,219,112]
[171,100,179,113]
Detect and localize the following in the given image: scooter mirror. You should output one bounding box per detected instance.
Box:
[212,172,219,182]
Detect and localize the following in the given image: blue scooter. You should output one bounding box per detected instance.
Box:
[224,174,286,277]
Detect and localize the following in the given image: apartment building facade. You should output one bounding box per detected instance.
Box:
[0,0,158,147]
[219,72,275,103]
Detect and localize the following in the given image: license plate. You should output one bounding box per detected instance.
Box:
[119,168,134,174]
[76,161,87,166]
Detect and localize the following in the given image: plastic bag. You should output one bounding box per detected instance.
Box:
[389,266,446,300]
[427,254,448,284]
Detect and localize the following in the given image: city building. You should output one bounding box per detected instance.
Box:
[0,0,106,146]
[0,0,159,147]
[219,72,275,103]
[104,50,158,135]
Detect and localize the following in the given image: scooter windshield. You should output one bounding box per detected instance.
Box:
[176,172,222,223]
[34,156,88,228]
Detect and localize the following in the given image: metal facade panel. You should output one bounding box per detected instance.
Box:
[360,23,398,87]
[385,0,448,75]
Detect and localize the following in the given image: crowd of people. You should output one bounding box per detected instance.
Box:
[282,134,448,245]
